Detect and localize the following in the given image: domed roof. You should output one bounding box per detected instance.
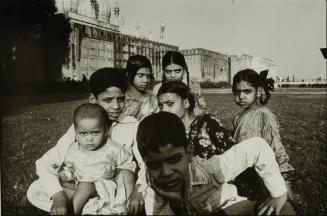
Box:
[77,0,96,19]
[56,0,79,14]
[97,0,111,22]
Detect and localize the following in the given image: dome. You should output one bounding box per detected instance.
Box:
[97,0,111,22]
[77,0,96,19]
[56,0,79,14]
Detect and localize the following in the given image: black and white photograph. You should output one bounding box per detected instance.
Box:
[1,0,326,215]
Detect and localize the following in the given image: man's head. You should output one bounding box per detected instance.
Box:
[89,68,128,120]
[137,112,190,192]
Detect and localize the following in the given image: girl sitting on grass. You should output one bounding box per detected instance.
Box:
[157,81,235,158]
[231,69,295,201]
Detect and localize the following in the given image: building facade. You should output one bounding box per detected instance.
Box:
[230,54,277,83]
[180,48,230,83]
[56,0,178,81]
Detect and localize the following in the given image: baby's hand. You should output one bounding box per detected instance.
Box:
[103,163,116,179]
[58,165,75,183]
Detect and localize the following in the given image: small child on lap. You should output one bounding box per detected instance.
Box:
[28,103,135,215]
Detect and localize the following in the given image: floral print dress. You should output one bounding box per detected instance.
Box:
[187,114,235,159]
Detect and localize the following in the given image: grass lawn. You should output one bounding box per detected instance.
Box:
[2,91,326,215]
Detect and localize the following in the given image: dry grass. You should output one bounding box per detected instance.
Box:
[1,89,326,215]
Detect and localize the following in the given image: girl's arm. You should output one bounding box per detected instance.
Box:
[121,169,135,200]
[262,112,294,173]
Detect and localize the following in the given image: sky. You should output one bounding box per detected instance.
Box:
[116,0,326,80]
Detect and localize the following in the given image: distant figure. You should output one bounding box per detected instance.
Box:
[152,51,206,116]
[231,69,295,201]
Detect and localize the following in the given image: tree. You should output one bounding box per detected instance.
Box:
[1,0,71,95]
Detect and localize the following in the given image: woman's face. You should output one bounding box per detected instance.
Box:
[158,93,188,119]
[164,63,185,82]
[133,68,152,92]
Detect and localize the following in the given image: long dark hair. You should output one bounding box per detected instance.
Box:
[232,69,275,105]
[126,55,153,83]
[162,51,190,86]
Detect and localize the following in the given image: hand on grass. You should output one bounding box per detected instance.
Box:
[50,191,71,215]
[257,192,287,215]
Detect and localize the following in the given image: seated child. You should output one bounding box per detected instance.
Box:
[232,69,295,200]
[136,112,295,215]
[27,103,135,215]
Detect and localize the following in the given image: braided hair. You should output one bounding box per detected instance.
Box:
[162,51,190,87]
[232,69,275,105]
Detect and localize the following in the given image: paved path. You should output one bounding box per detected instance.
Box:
[202,88,327,94]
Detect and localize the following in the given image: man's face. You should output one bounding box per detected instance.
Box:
[91,86,125,120]
[144,143,190,192]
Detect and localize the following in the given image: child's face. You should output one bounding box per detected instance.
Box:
[144,143,189,192]
[133,68,152,92]
[94,86,125,120]
[233,80,259,110]
[158,93,188,119]
[75,118,107,152]
[164,63,185,82]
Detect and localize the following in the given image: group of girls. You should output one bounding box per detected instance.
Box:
[125,50,294,207]
[27,50,295,215]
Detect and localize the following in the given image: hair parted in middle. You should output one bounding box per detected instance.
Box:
[126,55,153,83]
[136,112,188,158]
[162,51,190,86]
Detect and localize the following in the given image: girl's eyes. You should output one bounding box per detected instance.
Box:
[102,98,112,103]
[79,132,87,137]
[92,131,101,136]
[78,131,101,136]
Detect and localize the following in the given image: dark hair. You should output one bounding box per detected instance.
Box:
[126,55,153,83]
[157,81,195,113]
[89,68,128,97]
[162,51,190,86]
[232,69,275,105]
[73,103,112,129]
[137,112,188,158]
